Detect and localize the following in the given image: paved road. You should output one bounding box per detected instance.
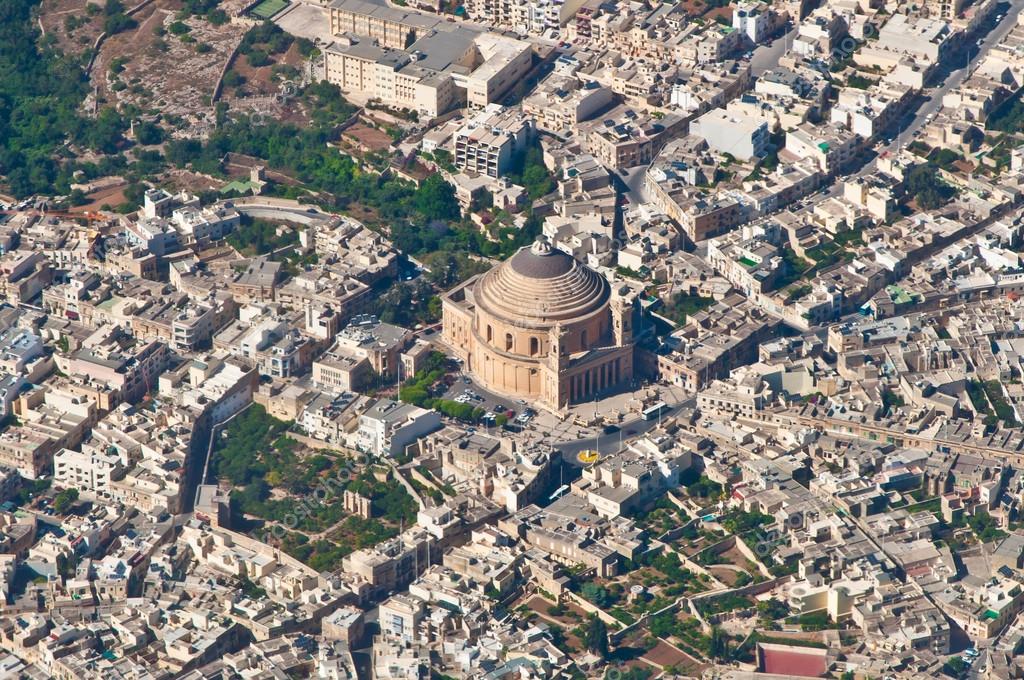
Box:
[965,648,987,679]
[887,1,1021,148]
[553,400,694,463]
[618,166,650,207]
[826,0,1024,198]
[751,25,797,77]
[225,198,335,226]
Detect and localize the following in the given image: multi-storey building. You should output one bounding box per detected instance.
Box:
[453,105,534,178]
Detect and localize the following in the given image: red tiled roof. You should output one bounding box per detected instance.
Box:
[759,644,828,677]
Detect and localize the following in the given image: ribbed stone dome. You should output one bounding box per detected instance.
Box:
[475,240,610,324]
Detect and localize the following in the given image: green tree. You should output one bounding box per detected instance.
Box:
[134,120,164,146]
[247,49,270,67]
[414,174,461,222]
[165,138,202,167]
[649,613,679,639]
[584,614,609,659]
[53,488,80,514]
[709,626,729,661]
[206,9,228,25]
[222,69,245,88]
[80,107,128,154]
[905,164,955,209]
[756,598,789,622]
[104,13,134,33]
[522,162,554,199]
[581,582,611,608]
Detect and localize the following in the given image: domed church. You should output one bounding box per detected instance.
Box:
[441,239,636,411]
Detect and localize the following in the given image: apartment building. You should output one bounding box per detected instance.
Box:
[830,82,914,139]
[466,0,584,35]
[214,316,315,379]
[0,326,45,375]
[0,251,52,306]
[576,448,690,519]
[131,293,232,353]
[355,398,442,457]
[378,594,425,643]
[733,2,779,43]
[170,204,240,245]
[276,267,373,322]
[580,105,685,169]
[59,337,171,404]
[331,315,413,380]
[522,76,616,134]
[643,166,747,242]
[453,104,535,178]
[329,0,441,49]
[341,527,435,600]
[229,259,282,304]
[0,428,55,479]
[690,108,770,161]
[54,446,125,503]
[785,122,861,175]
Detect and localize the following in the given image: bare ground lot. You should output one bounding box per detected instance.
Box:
[85,2,249,133]
[524,595,588,626]
[226,41,306,100]
[39,0,105,56]
[70,183,128,212]
[708,564,749,587]
[273,2,332,43]
[642,639,705,674]
[340,123,394,153]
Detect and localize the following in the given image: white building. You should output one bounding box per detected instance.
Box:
[733,2,774,43]
[689,108,770,161]
[54,446,125,503]
[454,104,535,178]
[355,399,442,457]
[171,205,240,244]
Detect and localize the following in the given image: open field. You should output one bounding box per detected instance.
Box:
[92,5,243,131]
[39,0,106,56]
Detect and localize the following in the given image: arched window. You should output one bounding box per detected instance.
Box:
[581,329,589,350]
[530,337,540,356]
[505,333,513,351]
[486,325,493,343]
